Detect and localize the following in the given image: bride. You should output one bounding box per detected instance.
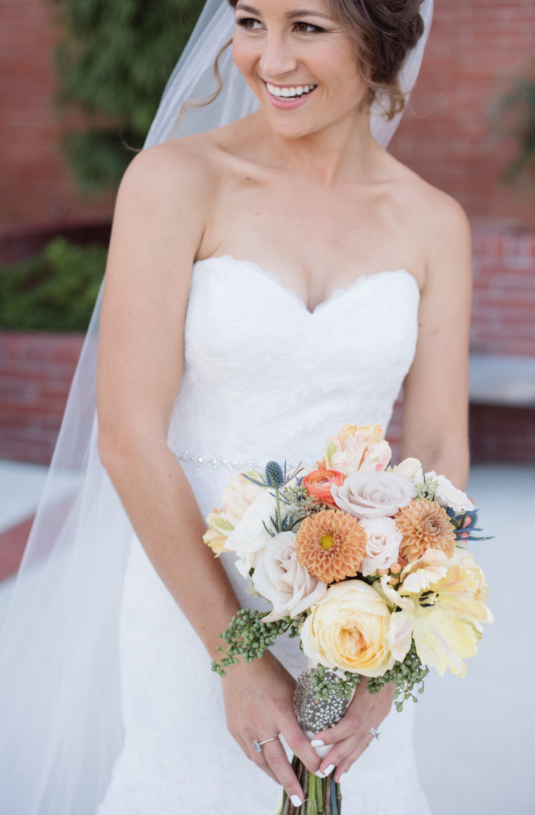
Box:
[0,0,473,813]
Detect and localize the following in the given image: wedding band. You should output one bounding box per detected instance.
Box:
[253,736,279,753]
[369,727,382,740]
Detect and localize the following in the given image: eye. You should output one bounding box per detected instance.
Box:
[236,17,262,31]
[235,17,325,34]
[293,21,324,34]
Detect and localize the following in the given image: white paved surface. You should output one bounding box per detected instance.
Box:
[414,463,535,815]
[0,460,533,813]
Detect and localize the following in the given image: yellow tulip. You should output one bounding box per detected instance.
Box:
[381,548,493,677]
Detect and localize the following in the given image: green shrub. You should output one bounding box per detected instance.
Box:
[491,63,535,186]
[0,237,107,332]
[50,0,204,196]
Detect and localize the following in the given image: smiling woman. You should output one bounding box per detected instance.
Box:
[0,2,444,815]
[171,0,426,134]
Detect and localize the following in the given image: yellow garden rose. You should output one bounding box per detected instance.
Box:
[300,580,395,677]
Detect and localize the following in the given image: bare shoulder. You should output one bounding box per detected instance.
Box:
[386,155,472,290]
[117,136,217,212]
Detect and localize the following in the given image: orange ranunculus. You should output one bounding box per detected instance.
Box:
[302,469,346,509]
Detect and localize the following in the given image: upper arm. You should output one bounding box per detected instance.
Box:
[96,141,211,462]
[400,190,473,468]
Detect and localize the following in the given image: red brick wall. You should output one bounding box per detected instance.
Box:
[387,223,535,465]
[0,332,84,464]
[391,0,535,229]
[0,0,115,228]
[471,228,535,356]
[1,0,534,228]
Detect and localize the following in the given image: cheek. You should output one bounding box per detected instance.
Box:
[232,37,256,79]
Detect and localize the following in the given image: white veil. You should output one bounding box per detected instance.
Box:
[0,1,433,812]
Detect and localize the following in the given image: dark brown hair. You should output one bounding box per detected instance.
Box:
[153,0,426,145]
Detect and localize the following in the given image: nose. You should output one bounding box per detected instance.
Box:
[259,31,298,79]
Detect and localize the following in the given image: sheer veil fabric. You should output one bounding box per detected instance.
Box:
[0,1,434,812]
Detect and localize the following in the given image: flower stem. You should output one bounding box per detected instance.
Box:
[329,776,338,815]
[275,485,282,530]
[316,775,324,814]
[307,773,317,815]
[324,776,331,815]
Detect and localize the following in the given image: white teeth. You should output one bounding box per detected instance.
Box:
[266,82,316,99]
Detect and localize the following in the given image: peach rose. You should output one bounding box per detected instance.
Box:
[331,470,414,520]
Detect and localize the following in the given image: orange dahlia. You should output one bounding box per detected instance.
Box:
[295,509,367,584]
[395,498,457,563]
[302,469,346,509]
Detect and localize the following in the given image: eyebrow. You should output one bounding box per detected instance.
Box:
[235,4,333,21]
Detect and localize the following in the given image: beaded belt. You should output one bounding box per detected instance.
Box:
[172,449,302,471]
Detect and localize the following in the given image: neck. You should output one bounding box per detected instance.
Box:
[251,105,380,187]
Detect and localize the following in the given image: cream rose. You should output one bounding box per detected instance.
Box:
[251,531,327,623]
[224,490,282,578]
[392,457,424,485]
[425,471,474,513]
[300,580,395,676]
[221,471,266,525]
[360,517,402,576]
[203,471,266,557]
[331,470,413,519]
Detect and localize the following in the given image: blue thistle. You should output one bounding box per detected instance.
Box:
[265,460,285,487]
[447,507,494,543]
[242,460,304,489]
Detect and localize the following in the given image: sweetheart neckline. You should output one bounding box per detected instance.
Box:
[192,254,420,315]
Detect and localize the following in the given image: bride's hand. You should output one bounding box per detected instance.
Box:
[221,650,322,804]
[310,678,395,784]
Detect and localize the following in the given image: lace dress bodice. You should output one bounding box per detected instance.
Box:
[167,254,420,473]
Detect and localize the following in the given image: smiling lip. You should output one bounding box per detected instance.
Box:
[262,80,317,109]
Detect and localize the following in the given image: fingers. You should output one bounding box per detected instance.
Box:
[332,736,375,783]
[320,730,375,782]
[283,722,322,775]
[311,683,394,779]
[258,738,305,807]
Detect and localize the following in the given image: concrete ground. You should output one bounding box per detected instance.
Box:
[0,459,533,814]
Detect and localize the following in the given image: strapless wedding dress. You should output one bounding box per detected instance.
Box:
[96,255,432,815]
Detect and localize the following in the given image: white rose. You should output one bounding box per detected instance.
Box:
[360,517,402,576]
[425,471,474,513]
[391,457,424,484]
[224,490,279,578]
[252,531,327,623]
[331,470,413,519]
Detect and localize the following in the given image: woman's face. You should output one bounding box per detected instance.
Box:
[232,0,368,138]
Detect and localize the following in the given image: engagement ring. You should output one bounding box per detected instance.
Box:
[253,736,279,753]
[369,728,382,740]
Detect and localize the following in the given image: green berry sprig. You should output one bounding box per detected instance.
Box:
[308,662,362,701]
[211,608,305,676]
[366,642,429,711]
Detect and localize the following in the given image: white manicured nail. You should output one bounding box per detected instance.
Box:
[323,764,334,776]
[340,772,347,782]
[291,794,303,807]
[311,739,325,747]
[315,770,326,778]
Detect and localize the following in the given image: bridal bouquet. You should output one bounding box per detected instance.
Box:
[203,423,493,814]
